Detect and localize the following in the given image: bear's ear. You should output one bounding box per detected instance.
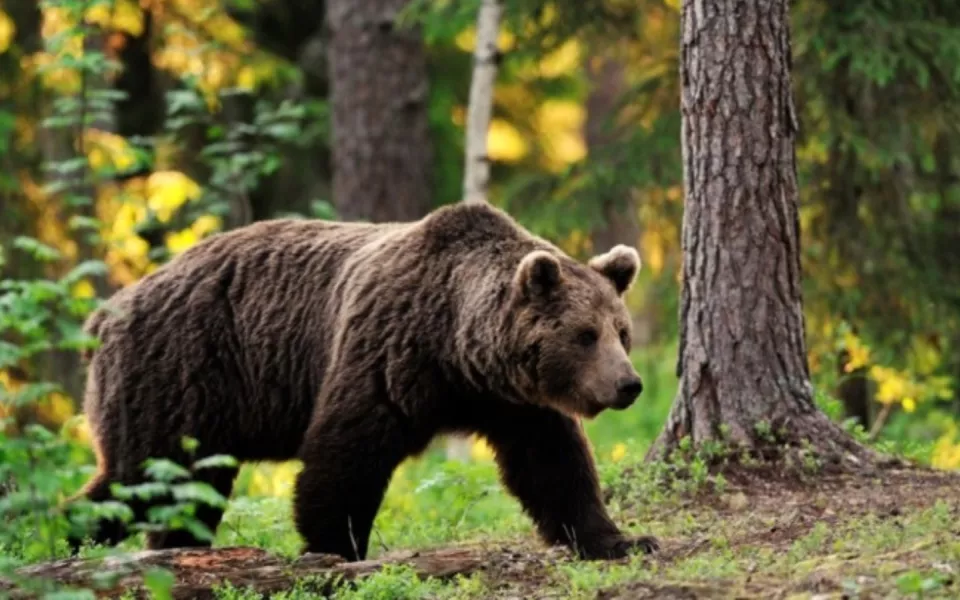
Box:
[514,250,562,298]
[588,245,641,295]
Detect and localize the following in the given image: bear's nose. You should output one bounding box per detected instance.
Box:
[613,377,643,408]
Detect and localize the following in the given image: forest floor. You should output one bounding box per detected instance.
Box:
[7,464,960,599]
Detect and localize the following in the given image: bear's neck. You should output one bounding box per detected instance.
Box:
[447,240,547,403]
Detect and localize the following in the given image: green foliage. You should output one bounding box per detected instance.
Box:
[0,422,92,566]
[0,0,959,597]
[793,0,960,430]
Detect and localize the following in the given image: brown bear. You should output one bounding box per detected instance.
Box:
[68,201,658,561]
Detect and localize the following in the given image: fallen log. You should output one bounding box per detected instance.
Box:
[1,545,495,599]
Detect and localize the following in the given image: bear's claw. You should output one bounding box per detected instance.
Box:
[577,533,660,560]
[629,535,660,554]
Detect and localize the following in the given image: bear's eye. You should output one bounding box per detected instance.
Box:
[576,329,599,348]
[619,328,630,348]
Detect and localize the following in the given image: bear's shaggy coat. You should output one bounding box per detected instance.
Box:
[71,202,657,560]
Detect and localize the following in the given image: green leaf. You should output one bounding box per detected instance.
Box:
[60,260,108,287]
[180,436,200,454]
[13,237,62,262]
[110,481,168,501]
[171,482,228,508]
[67,216,102,232]
[47,157,88,176]
[4,382,61,407]
[143,459,191,483]
[143,567,175,600]
[191,454,239,471]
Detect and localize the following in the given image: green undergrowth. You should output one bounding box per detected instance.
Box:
[2,344,958,598]
[206,468,960,600]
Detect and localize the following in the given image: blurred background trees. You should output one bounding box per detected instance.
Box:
[1,0,959,472]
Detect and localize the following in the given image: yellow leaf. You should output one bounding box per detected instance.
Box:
[85,129,138,173]
[191,215,221,237]
[641,229,665,275]
[0,10,15,54]
[35,392,76,425]
[85,0,143,36]
[842,331,871,373]
[71,279,96,299]
[536,101,586,170]
[236,66,257,90]
[62,414,92,447]
[487,119,528,162]
[470,436,495,461]
[901,397,916,413]
[538,39,580,78]
[931,425,960,470]
[165,228,199,256]
[0,370,21,393]
[454,26,515,53]
[146,171,202,221]
[611,443,627,462]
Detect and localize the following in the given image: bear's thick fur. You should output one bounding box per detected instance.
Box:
[69,202,657,560]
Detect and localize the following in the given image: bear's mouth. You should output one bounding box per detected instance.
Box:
[549,394,607,420]
[580,399,608,419]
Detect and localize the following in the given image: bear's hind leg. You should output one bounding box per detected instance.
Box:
[479,405,659,560]
[145,464,239,550]
[66,470,130,554]
[294,402,409,561]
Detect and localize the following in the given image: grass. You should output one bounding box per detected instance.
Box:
[3,346,959,598]
[204,463,960,599]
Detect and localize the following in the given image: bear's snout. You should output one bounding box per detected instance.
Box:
[611,376,643,409]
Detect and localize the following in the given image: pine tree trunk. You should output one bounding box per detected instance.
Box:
[647,0,879,470]
[326,0,432,221]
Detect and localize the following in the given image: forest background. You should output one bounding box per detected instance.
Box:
[1,0,960,594]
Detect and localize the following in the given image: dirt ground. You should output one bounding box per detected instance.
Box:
[6,466,959,599]
[457,466,960,599]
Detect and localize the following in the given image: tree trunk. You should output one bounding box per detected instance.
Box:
[461,0,501,206]
[647,0,878,470]
[445,0,503,461]
[326,0,432,221]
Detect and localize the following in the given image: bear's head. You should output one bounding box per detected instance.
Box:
[511,244,644,419]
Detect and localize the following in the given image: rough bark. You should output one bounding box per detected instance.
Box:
[647,0,878,469]
[1,546,489,599]
[326,0,432,221]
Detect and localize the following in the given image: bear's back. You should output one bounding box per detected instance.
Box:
[81,217,413,460]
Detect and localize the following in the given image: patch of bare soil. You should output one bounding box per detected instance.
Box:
[598,465,960,600]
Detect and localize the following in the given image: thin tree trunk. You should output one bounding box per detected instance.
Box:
[462,0,501,205]
[445,0,503,461]
[326,0,432,221]
[647,0,878,470]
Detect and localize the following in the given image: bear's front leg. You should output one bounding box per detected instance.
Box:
[294,398,410,561]
[480,404,659,560]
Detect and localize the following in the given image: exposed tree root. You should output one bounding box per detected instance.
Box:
[645,392,910,480]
